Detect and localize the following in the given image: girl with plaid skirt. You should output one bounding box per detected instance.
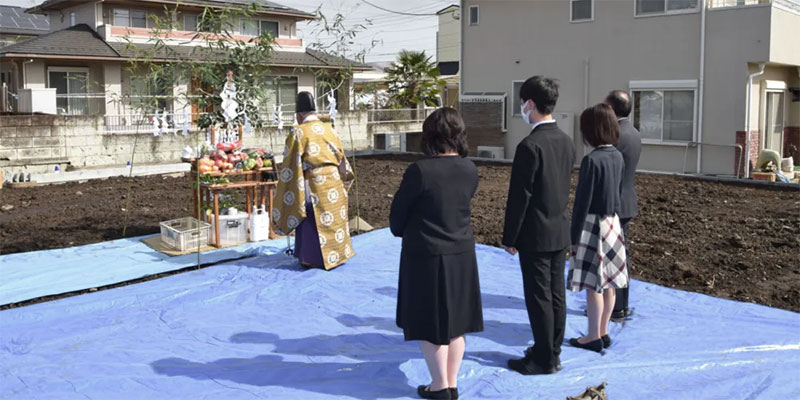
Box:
[567,104,629,353]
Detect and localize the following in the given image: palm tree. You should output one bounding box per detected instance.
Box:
[385,50,445,109]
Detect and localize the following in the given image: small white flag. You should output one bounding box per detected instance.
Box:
[152,109,161,136]
[182,108,190,136]
[244,113,252,136]
[327,91,337,122]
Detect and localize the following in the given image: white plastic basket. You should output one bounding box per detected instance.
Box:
[160,217,211,251]
[211,213,248,246]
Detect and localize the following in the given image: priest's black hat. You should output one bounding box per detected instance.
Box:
[296,91,316,113]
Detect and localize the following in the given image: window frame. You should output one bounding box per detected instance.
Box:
[630,79,698,145]
[570,0,595,23]
[511,80,525,117]
[634,0,700,18]
[182,14,198,31]
[468,5,479,26]
[241,18,280,37]
[502,93,508,132]
[47,67,90,115]
[113,8,149,28]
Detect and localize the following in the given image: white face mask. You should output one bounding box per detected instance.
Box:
[520,101,531,125]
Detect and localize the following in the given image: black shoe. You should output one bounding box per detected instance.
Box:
[611,308,634,322]
[417,385,451,399]
[449,388,458,399]
[524,346,562,372]
[507,357,557,375]
[569,337,604,353]
[601,334,611,349]
[555,355,563,371]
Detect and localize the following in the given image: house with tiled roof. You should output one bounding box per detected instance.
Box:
[0,5,49,101]
[0,0,367,120]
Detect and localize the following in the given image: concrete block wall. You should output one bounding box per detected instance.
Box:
[1,111,373,179]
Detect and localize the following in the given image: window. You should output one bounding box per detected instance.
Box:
[114,9,147,28]
[631,82,696,143]
[70,12,76,26]
[571,0,593,21]
[242,19,279,37]
[635,0,698,15]
[260,20,279,37]
[183,14,198,31]
[48,68,89,115]
[502,94,508,132]
[511,80,524,116]
[261,76,298,113]
[765,91,785,152]
[131,75,171,111]
[469,5,479,25]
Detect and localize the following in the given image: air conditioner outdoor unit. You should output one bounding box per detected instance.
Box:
[477,146,505,160]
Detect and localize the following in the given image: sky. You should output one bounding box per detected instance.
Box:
[0,0,455,63]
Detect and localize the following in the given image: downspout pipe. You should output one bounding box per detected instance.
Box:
[696,0,706,174]
[745,62,766,178]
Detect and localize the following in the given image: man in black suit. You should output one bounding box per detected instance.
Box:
[503,76,576,375]
[604,90,642,322]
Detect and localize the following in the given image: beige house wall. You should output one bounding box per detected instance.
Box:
[461,0,798,174]
[437,9,459,63]
[770,7,800,66]
[48,2,98,31]
[462,0,703,172]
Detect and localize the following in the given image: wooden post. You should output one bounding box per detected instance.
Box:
[213,192,220,247]
[238,124,243,142]
[268,185,274,238]
[210,124,216,145]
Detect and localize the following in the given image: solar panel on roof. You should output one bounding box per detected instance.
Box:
[0,5,49,32]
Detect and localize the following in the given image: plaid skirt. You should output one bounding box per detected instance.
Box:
[568,213,629,293]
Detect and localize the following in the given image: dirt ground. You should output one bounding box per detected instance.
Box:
[1,154,799,312]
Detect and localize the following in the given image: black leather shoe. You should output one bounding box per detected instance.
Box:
[507,357,557,375]
[569,337,603,353]
[417,385,451,399]
[449,388,459,399]
[611,308,634,322]
[601,334,611,349]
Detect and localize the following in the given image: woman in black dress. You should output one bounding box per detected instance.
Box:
[390,108,483,400]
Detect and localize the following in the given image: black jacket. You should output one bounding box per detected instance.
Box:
[616,119,642,219]
[389,156,478,255]
[570,146,625,245]
[502,122,576,252]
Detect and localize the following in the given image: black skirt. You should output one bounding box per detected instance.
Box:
[396,248,484,345]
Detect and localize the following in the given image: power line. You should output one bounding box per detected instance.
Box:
[360,0,441,16]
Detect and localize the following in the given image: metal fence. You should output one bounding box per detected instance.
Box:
[367,107,437,124]
[103,111,298,134]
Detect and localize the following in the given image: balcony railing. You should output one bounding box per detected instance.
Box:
[708,0,800,11]
[56,93,107,116]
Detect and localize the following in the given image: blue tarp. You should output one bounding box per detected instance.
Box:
[1,228,798,399]
[0,235,289,305]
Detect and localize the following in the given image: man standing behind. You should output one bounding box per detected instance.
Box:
[604,90,642,321]
[503,76,575,375]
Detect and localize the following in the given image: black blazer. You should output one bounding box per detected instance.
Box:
[502,122,576,252]
[390,156,478,255]
[616,119,642,220]
[570,146,624,245]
